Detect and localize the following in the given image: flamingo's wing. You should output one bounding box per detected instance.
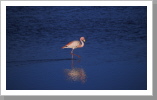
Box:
[62,41,81,49]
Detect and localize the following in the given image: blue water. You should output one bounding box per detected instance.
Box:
[6,6,147,90]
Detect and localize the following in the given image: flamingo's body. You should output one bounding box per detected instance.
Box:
[62,37,85,59]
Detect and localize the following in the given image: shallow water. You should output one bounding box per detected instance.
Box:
[6,6,147,90]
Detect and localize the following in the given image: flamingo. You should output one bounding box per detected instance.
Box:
[62,37,86,59]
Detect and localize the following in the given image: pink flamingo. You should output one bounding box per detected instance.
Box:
[62,37,85,59]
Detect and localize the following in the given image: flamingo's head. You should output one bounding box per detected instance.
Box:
[80,37,85,42]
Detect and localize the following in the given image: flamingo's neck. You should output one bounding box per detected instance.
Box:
[80,40,84,47]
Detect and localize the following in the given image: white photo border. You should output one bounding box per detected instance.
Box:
[1,1,152,96]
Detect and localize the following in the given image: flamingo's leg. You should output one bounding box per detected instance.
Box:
[74,54,81,58]
[70,49,81,58]
[71,49,74,59]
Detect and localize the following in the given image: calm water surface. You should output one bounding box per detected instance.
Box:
[6,6,147,90]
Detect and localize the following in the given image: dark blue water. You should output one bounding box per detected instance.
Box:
[6,6,147,90]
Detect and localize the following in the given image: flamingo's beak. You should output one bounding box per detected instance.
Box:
[83,40,86,42]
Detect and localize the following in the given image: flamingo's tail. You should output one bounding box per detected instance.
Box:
[61,46,66,49]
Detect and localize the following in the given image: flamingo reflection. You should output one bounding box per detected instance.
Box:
[64,59,86,83]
